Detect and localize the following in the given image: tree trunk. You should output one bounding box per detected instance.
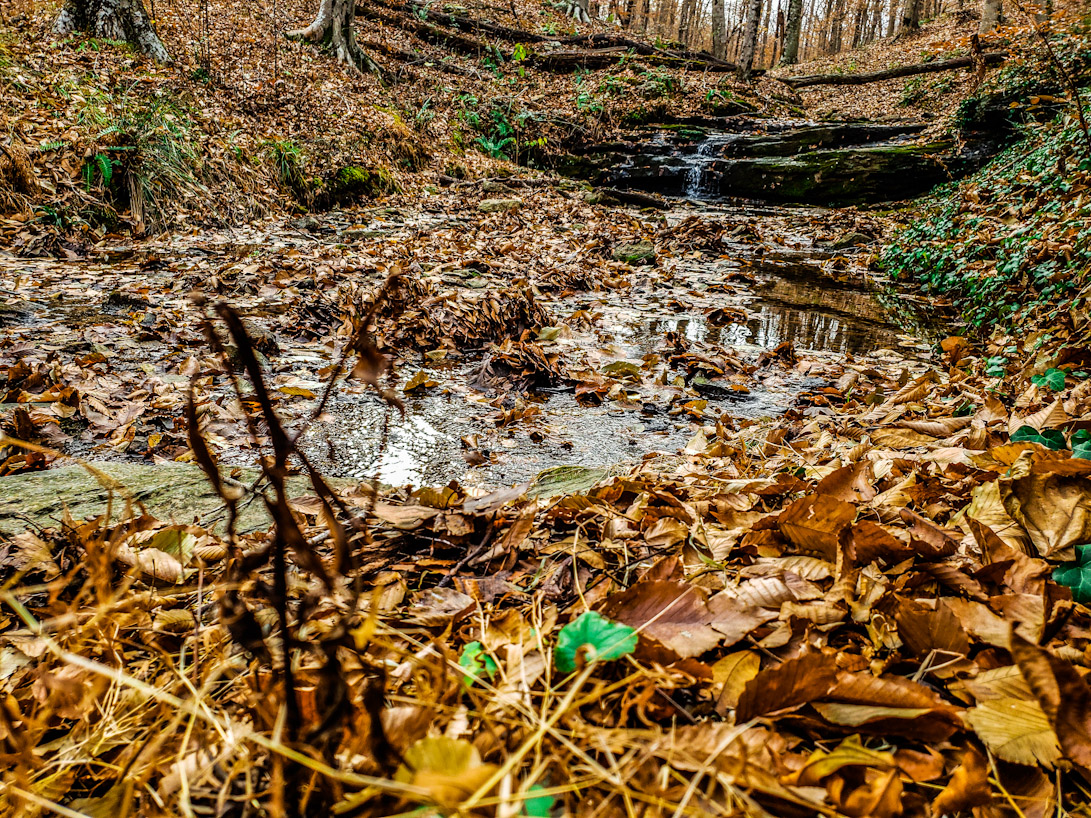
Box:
[737,0,763,79]
[711,0,727,59]
[677,0,697,46]
[53,0,170,62]
[289,0,379,72]
[565,0,590,22]
[898,0,920,33]
[978,0,1001,32]
[780,0,803,63]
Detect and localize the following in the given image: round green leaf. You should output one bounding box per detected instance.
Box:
[458,641,498,686]
[1054,546,1091,603]
[554,611,637,674]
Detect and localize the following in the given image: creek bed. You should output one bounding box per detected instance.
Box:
[0,199,934,501]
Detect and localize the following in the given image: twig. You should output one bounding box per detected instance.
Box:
[1009,0,1091,158]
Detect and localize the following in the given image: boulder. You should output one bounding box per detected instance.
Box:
[478,197,523,213]
[0,462,351,535]
[611,241,656,265]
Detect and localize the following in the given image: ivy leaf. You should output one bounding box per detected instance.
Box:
[458,641,498,686]
[1053,546,1091,603]
[1031,367,1067,391]
[1011,425,1067,450]
[521,784,555,817]
[554,611,637,673]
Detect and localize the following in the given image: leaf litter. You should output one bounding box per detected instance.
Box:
[2,187,1091,817]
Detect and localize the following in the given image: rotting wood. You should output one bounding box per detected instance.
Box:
[596,186,670,209]
[779,51,1006,88]
[361,0,742,72]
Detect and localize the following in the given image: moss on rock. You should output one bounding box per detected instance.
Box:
[322,165,398,205]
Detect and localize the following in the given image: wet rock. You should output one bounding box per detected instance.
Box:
[829,231,875,249]
[478,197,523,213]
[103,290,151,311]
[611,241,656,265]
[0,462,350,535]
[292,215,323,232]
[723,123,925,157]
[322,165,398,205]
[692,377,753,401]
[481,179,515,194]
[714,143,959,204]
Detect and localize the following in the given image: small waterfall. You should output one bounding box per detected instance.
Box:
[681,134,738,198]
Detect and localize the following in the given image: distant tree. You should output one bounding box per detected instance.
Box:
[780,0,804,63]
[566,0,592,22]
[53,0,170,62]
[712,0,727,59]
[289,0,379,73]
[898,0,920,33]
[978,0,1002,32]
[737,0,764,78]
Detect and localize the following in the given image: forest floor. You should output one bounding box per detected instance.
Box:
[3,1,1091,817]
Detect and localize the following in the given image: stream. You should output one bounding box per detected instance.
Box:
[0,156,938,495]
[290,200,933,489]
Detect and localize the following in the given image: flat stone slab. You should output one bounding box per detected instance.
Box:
[0,462,349,536]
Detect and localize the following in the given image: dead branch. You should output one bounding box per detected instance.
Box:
[779,51,1006,88]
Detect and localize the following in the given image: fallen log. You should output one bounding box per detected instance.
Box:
[378,0,551,43]
[532,48,739,72]
[362,0,741,73]
[597,187,670,209]
[779,52,1006,89]
[357,38,479,76]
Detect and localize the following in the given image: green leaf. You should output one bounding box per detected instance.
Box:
[1053,546,1091,602]
[554,611,637,673]
[522,784,555,817]
[1011,425,1067,450]
[458,641,498,686]
[1031,367,1067,391]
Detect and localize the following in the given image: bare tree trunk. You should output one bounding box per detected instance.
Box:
[53,0,170,62]
[978,0,1001,32]
[737,0,763,78]
[289,0,379,71]
[677,0,697,46]
[780,0,803,62]
[898,0,920,33]
[711,0,727,58]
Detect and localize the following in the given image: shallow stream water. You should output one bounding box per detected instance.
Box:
[292,202,933,488]
[0,200,933,491]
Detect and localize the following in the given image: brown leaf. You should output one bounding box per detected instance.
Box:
[815,462,876,503]
[1011,632,1091,768]
[999,453,1091,559]
[848,520,913,565]
[599,580,774,661]
[931,746,991,816]
[870,427,938,448]
[713,650,761,715]
[735,652,840,721]
[894,598,970,658]
[778,494,856,560]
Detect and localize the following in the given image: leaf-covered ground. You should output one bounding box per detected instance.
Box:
[4,179,1091,815]
[5,1,1091,816]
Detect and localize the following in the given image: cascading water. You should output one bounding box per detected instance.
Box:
[681,133,740,198]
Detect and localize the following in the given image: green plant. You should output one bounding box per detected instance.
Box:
[458,641,498,686]
[1010,425,1067,449]
[263,138,308,200]
[1032,367,1067,390]
[81,151,115,191]
[1054,546,1091,602]
[554,612,637,673]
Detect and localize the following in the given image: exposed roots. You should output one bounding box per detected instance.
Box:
[287,0,381,75]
